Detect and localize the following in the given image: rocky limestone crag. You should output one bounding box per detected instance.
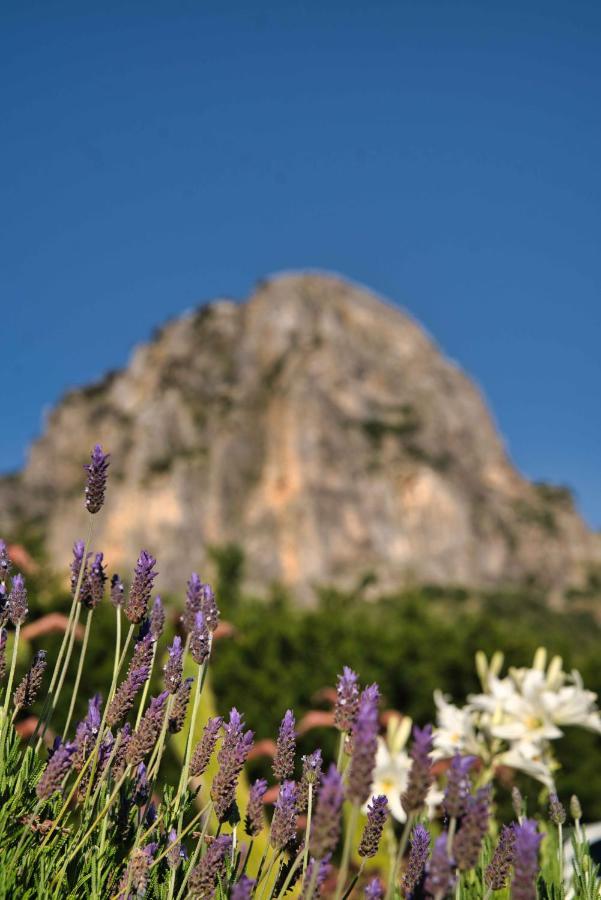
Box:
[1,272,600,601]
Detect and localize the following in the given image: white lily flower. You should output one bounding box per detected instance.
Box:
[432,691,484,760]
[497,740,555,790]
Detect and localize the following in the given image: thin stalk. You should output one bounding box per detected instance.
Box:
[257,849,280,900]
[147,695,173,780]
[134,640,158,729]
[336,731,346,771]
[388,812,414,899]
[303,856,320,900]
[62,607,94,739]
[112,606,122,688]
[446,816,457,856]
[174,659,205,809]
[0,622,21,753]
[303,782,313,876]
[173,804,215,900]
[341,860,365,900]
[151,800,211,869]
[334,803,359,900]
[275,847,305,899]
[558,821,564,895]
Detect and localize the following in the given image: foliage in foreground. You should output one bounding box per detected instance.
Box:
[0,445,601,898]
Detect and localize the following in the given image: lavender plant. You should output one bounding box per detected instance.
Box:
[0,443,600,899]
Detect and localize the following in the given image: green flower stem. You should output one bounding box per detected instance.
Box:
[134,640,158,730]
[388,812,414,899]
[174,651,209,811]
[303,782,313,875]
[275,846,305,898]
[62,606,94,739]
[447,816,457,855]
[172,802,215,900]
[0,622,21,754]
[112,606,122,689]
[334,802,359,900]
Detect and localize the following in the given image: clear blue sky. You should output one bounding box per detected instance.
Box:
[2,1,600,526]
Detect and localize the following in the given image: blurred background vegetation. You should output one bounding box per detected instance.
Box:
[11,526,601,823]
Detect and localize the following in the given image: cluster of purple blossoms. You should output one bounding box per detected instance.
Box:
[231,875,255,900]
[163,635,183,693]
[13,650,46,710]
[118,842,157,899]
[401,824,430,899]
[150,596,165,639]
[549,792,566,825]
[358,794,389,858]
[126,691,169,767]
[271,779,298,849]
[0,628,7,679]
[70,541,89,597]
[8,573,28,625]
[112,723,133,781]
[346,684,380,806]
[190,716,222,778]
[110,573,124,607]
[443,754,475,819]
[189,611,210,665]
[511,820,542,900]
[168,677,194,734]
[298,749,323,812]
[453,785,491,870]
[424,833,456,899]
[184,573,219,635]
[309,764,344,860]
[0,539,11,583]
[300,856,332,900]
[83,444,110,514]
[245,778,268,837]
[188,834,232,899]
[485,824,516,892]
[36,741,76,800]
[402,725,435,816]
[72,694,102,771]
[364,876,385,900]
[273,709,296,781]
[124,550,158,624]
[84,552,106,609]
[106,665,149,729]
[334,666,360,734]
[166,828,187,870]
[211,708,254,822]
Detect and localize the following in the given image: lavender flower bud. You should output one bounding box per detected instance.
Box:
[106,666,149,728]
[201,582,219,632]
[358,795,389,858]
[125,550,158,624]
[190,716,222,777]
[13,649,46,709]
[132,763,150,806]
[274,709,296,781]
[126,691,168,767]
[110,573,125,607]
[402,725,434,816]
[73,694,102,771]
[401,824,431,899]
[166,828,187,870]
[86,552,106,609]
[190,611,210,665]
[84,444,110,514]
[70,541,88,595]
[129,630,155,675]
[211,708,254,822]
[271,780,298,850]
[512,785,525,819]
[36,741,76,799]
[334,666,360,733]
[0,583,8,628]
[484,824,515,892]
[298,749,323,812]
[0,628,7,680]
[0,539,11,583]
[168,676,194,734]
[164,635,183,694]
[112,723,132,781]
[549,793,566,825]
[347,684,380,806]
[231,875,256,900]
[183,572,202,633]
[245,778,268,836]
[453,785,491,871]
[443,755,475,819]
[8,573,28,625]
[365,877,385,900]
[309,764,344,859]
[300,856,331,900]
[118,843,156,899]
[570,794,582,821]
[150,596,165,639]
[424,833,455,899]
[188,834,232,899]
[511,820,542,900]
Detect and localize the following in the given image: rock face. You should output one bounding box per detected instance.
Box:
[1,273,599,600]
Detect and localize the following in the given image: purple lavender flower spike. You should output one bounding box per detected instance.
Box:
[511,820,542,900]
[358,794,389,858]
[125,550,158,624]
[132,762,150,806]
[231,875,256,900]
[183,572,202,633]
[334,666,360,733]
[166,827,186,870]
[365,877,385,900]
[309,764,344,859]
[245,778,268,836]
[118,843,156,898]
[86,552,106,609]
[189,611,210,665]
[110,573,124,608]
[0,584,8,628]
[453,785,491,871]
[164,635,183,694]
[298,749,323,812]
[211,708,254,822]
[549,793,566,825]
[401,824,430,899]
[8,573,28,625]
[106,665,149,728]
[200,581,219,632]
[13,649,46,709]
[443,755,475,819]
[190,716,222,777]
[112,723,132,780]
[485,824,515,892]
[126,691,168,767]
[271,779,298,849]
[347,684,380,806]
[73,694,102,771]
[150,596,165,639]
[84,443,110,514]
[168,676,194,734]
[36,740,76,799]
[274,709,296,781]
[0,628,7,680]
[0,539,11,583]
[188,834,232,899]
[424,833,455,899]
[300,855,332,899]
[402,724,435,816]
[70,541,87,595]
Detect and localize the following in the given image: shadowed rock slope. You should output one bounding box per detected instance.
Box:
[2,273,599,600]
